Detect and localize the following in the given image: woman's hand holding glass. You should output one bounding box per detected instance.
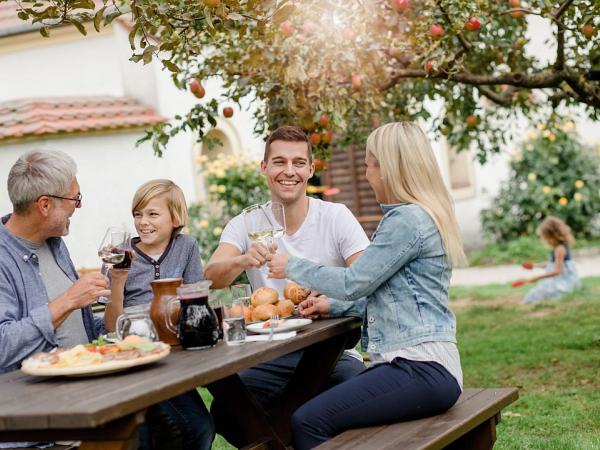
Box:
[266,251,289,279]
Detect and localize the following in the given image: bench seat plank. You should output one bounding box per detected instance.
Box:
[316,388,518,450]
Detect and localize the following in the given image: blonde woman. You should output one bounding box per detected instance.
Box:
[267,122,467,449]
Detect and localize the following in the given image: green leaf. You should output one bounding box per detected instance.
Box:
[162,60,180,73]
[204,7,214,29]
[227,12,243,21]
[67,18,87,36]
[271,3,296,26]
[104,11,121,25]
[93,6,106,32]
[128,23,139,50]
[142,45,157,65]
[70,0,96,10]
[39,26,50,37]
[17,11,29,20]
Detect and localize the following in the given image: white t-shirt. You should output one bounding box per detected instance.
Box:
[221,197,370,297]
[221,198,370,361]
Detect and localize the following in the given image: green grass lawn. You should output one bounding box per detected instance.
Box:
[202,277,600,449]
[452,277,600,449]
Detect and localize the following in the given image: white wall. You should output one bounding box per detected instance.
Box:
[0,24,266,268]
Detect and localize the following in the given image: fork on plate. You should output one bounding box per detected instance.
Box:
[268,314,280,341]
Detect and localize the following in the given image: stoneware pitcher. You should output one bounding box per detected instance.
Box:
[150,277,183,345]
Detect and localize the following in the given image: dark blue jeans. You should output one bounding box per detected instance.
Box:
[292,358,461,450]
[139,389,215,450]
[211,351,365,448]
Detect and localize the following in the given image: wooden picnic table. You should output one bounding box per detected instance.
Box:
[0,317,361,450]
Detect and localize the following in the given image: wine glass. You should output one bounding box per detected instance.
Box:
[264,201,286,241]
[243,204,276,273]
[97,227,130,304]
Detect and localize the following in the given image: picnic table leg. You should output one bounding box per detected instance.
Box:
[207,375,288,450]
[77,411,146,450]
[267,331,357,444]
[207,328,358,450]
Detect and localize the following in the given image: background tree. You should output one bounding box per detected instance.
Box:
[481,121,600,242]
[11,0,600,161]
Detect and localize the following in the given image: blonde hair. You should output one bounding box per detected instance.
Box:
[537,216,575,247]
[366,122,467,267]
[132,179,189,235]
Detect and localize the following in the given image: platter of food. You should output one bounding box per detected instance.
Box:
[21,335,170,377]
[247,318,312,335]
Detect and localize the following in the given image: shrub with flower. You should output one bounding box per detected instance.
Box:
[481,122,600,242]
[187,153,269,263]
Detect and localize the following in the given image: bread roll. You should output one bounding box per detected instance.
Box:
[243,306,253,323]
[251,287,279,307]
[283,282,311,305]
[276,299,294,318]
[252,303,277,322]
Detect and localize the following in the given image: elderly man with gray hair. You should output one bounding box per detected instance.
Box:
[0,150,109,377]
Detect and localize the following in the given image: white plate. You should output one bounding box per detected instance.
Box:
[247,318,312,334]
[21,344,170,377]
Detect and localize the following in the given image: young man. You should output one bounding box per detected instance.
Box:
[204,125,370,447]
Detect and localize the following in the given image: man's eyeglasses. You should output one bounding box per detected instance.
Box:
[41,193,83,208]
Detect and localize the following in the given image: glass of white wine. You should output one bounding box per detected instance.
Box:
[243,202,285,271]
[97,227,130,304]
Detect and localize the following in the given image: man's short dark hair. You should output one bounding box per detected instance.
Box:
[263,126,313,163]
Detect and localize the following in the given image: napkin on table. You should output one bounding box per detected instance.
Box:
[245,331,297,342]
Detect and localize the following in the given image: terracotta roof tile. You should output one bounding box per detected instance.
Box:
[0,97,166,141]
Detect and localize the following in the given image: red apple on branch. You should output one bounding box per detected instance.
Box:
[321,130,333,144]
[424,60,434,74]
[581,24,597,38]
[465,115,479,127]
[223,107,234,118]
[429,24,444,39]
[280,20,294,36]
[465,17,481,32]
[319,114,330,128]
[392,0,409,11]
[189,80,205,99]
[309,132,321,145]
[351,73,362,88]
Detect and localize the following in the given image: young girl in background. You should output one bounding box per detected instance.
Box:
[514,216,581,304]
[104,179,214,450]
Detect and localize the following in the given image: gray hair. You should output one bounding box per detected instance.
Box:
[8,150,77,214]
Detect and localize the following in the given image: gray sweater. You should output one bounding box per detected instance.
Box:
[124,234,204,308]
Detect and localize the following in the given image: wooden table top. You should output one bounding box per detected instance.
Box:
[0,317,360,432]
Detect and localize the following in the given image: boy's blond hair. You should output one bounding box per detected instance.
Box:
[132,179,188,235]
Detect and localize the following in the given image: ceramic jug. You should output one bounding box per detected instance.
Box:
[150,277,183,345]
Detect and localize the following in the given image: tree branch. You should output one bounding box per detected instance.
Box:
[476,86,517,107]
[553,0,576,19]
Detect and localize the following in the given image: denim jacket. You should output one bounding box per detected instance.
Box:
[286,203,456,353]
[0,214,104,373]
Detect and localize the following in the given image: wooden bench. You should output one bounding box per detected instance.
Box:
[316,387,518,450]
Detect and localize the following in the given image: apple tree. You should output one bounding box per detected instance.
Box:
[11,0,600,162]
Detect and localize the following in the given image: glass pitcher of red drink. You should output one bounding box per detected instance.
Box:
[166,281,219,350]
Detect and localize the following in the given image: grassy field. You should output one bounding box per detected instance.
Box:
[468,235,600,267]
[202,277,600,449]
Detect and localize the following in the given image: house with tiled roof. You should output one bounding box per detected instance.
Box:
[0,5,264,267]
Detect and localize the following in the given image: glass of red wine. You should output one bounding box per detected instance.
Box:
[97,227,131,305]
